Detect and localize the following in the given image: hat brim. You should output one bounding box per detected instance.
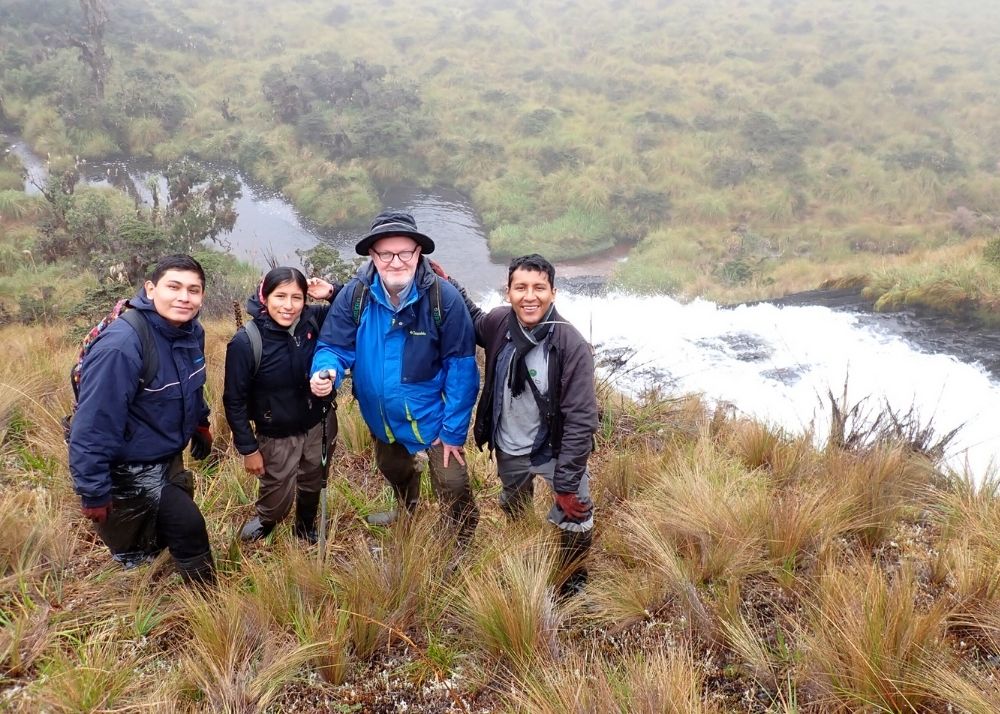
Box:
[355,227,435,256]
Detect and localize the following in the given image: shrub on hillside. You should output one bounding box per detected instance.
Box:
[983,237,1000,268]
[813,62,859,88]
[710,154,757,188]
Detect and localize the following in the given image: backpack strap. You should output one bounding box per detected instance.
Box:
[430,275,443,327]
[350,278,444,327]
[242,320,263,376]
[120,308,158,391]
[351,282,369,326]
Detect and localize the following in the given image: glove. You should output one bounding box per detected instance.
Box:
[554,492,590,521]
[81,501,112,524]
[190,425,213,460]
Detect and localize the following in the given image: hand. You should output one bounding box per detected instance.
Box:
[310,370,335,397]
[307,277,336,301]
[190,425,213,460]
[427,259,449,280]
[81,501,112,524]
[244,450,265,476]
[554,492,590,521]
[433,438,465,468]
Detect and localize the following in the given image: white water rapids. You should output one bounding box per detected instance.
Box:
[509,291,1000,483]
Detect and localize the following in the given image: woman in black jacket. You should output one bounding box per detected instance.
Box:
[224,267,339,543]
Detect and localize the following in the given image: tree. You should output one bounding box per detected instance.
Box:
[69,0,111,99]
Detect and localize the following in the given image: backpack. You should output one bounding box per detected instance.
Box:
[350,276,444,327]
[63,299,158,441]
[236,308,322,376]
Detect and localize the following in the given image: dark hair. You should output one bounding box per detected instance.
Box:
[261,267,308,300]
[507,253,555,288]
[147,254,206,287]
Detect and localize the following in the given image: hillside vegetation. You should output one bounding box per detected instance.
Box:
[2,0,1000,316]
[1,321,999,711]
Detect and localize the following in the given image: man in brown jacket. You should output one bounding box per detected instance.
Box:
[433,254,599,596]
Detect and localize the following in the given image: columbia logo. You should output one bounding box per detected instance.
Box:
[410,330,427,336]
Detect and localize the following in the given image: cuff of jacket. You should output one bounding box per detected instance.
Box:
[438,428,468,448]
[235,440,260,456]
[81,493,112,508]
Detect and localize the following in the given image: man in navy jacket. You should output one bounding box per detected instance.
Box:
[70,254,215,584]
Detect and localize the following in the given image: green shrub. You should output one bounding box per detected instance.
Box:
[983,237,1000,268]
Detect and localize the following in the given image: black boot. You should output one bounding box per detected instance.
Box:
[175,550,216,588]
[557,529,592,598]
[239,515,276,542]
[294,490,321,544]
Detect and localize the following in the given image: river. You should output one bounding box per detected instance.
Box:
[5,138,999,480]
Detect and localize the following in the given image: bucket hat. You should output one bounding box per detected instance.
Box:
[355,210,435,256]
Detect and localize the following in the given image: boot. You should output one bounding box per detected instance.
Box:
[294,490,321,544]
[366,475,420,526]
[557,529,592,599]
[239,515,275,542]
[452,498,480,548]
[175,550,216,588]
[365,509,399,526]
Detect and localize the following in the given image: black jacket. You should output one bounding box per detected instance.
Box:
[463,294,599,495]
[223,296,331,455]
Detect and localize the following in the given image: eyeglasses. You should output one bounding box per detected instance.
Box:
[372,249,417,263]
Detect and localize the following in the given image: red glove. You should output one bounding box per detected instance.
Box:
[190,425,213,460]
[554,492,590,520]
[81,501,112,524]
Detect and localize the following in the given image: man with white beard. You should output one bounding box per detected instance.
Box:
[310,211,480,543]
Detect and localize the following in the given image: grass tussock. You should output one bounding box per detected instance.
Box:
[452,535,561,670]
[508,647,719,714]
[797,559,952,711]
[0,320,996,710]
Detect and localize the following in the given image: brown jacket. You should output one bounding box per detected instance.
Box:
[462,294,598,495]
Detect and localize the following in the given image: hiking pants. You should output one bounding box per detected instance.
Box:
[95,454,212,568]
[256,411,337,524]
[374,438,479,536]
[495,450,594,533]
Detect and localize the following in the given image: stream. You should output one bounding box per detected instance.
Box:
[5,137,999,480]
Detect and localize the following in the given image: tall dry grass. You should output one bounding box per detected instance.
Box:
[0,321,996,710]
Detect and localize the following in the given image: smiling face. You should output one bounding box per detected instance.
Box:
[506,267,556,327]
[264,279,306,328]
[145,269,204,326]
[370,235,421,295]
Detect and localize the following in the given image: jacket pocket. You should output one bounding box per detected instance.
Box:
[401,330,441,383]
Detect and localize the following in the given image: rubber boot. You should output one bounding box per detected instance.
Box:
[557,529,592,599]
[239,515,275,542]
[294,490,321,544]
[175,550,216,588]
[452,498,480,549]
[366,475,420,526]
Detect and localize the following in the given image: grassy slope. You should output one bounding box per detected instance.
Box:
[3,0,1000,312]
[1,320,999,711]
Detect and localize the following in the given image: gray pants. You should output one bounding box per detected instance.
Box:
[374,438,479,536]
[495,450,594,533]
[256,412,336,524]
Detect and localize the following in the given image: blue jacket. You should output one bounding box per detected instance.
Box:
[311,259,478,453]
[69,291,210,508]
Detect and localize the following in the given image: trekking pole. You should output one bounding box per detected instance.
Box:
[317,369,334,563]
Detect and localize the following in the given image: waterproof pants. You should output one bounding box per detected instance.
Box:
[374,438,479,540]
[95,454,212,575]
[494,450,594,533]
